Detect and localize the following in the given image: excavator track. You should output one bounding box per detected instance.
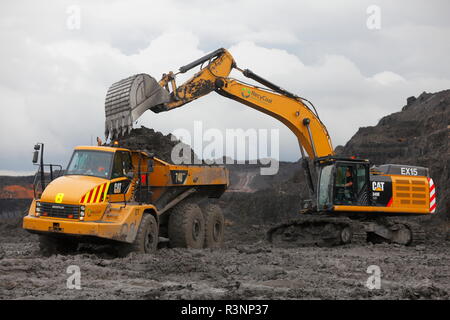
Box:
[266,215,426,247]
[363,217,426,246]
[266,215,366,247]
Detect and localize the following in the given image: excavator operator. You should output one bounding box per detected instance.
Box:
[344,167,354,188]
[335,166,355,205]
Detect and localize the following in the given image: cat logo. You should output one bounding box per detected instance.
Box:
[113,182,122,194]
[372,181,385,192]
[170,170,188,185]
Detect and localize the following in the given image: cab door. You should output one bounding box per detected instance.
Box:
[108,151,134,202]
[317,164,334,210]
[333,162,370,206]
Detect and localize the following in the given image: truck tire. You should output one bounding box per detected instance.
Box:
[39,235,78,257]
[168,203,205,248]
[132,214,159,254]
[202,204,224,248]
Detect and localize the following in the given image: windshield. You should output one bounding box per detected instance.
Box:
[66,150,113,179]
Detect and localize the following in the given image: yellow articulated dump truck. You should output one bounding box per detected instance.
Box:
[23,143,228,256]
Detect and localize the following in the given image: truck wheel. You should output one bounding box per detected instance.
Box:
[132,214,159,254]
[202,204,224,248]
[39,235,78,257]
[168,203,205,248]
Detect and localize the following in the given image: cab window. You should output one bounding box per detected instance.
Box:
[111,151,133,179]
[66,150,112,179]
[334,165,355,205]
[356,165,367,194]
[318,165,333,209]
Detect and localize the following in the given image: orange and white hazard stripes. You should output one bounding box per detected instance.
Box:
[428,178,436,213]
[80,182,110,204]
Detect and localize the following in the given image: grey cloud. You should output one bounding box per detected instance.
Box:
[0,1,449,172]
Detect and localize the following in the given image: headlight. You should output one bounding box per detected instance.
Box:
[35,201,41,216]
[80,205,85,220]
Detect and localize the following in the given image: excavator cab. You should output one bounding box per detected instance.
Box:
[317,157,370,210]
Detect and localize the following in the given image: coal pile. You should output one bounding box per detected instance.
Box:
[335,90,449,217]
[116,126,200,164]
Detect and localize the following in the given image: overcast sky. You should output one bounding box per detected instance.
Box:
[1,0,449,175]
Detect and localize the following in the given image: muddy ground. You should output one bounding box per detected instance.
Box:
[0,213,449,300]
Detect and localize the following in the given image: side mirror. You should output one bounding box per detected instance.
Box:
[32,150,39,164]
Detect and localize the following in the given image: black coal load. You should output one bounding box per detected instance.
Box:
[335,90,449,218]
[116,126,200,164]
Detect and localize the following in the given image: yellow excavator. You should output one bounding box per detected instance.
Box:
[105,48,436,246]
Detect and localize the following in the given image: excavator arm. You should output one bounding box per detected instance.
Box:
[105,48,334,158]
[104,48,335,198]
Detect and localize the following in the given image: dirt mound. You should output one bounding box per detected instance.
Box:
[0,185,33,199]
[335,90,449,218]
[0,176,34,201]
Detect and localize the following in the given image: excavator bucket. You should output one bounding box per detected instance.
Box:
[104,74,171,139]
